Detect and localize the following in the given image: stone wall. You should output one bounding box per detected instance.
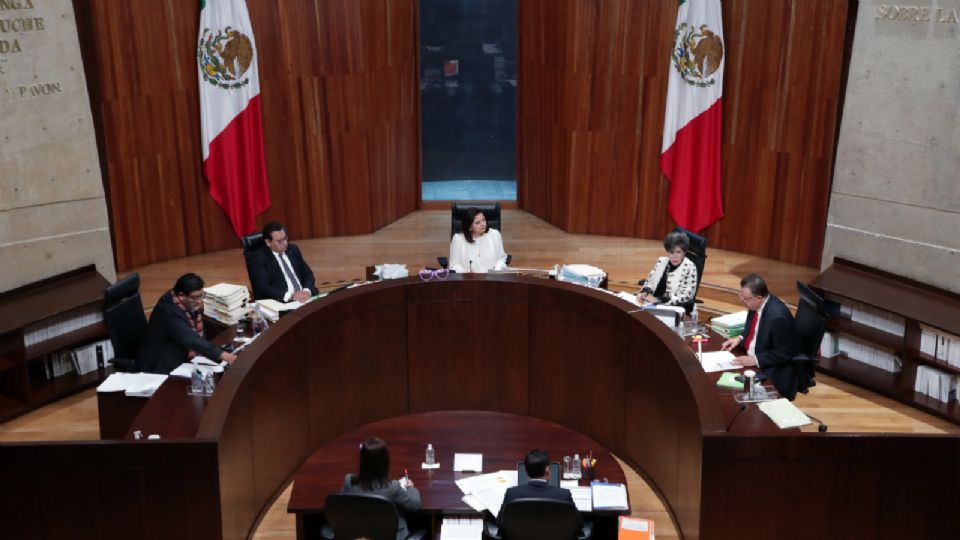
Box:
[824,1,960,292]
[0,0,115,292]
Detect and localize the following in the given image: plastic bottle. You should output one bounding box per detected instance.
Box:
[691,303,699,323]
[203,372,216,395]
[573,453,581,478]
[190,368,203,394]
[425,443,435,465]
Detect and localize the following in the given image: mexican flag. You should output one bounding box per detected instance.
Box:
[197,0,269,237]
[660,0,725,233]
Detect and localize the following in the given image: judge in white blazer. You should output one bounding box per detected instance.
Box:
[449,207,508,273]
[637,231,699,307]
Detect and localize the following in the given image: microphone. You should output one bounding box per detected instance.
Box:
[726,404,747,432]
[807,414,828,432]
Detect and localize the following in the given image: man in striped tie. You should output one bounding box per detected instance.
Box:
[722,273,806,399]
[248,222,319,303]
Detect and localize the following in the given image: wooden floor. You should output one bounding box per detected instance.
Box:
[2,210,958,539]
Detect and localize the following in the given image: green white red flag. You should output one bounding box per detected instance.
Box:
[660,0,725,233]
[197,0,269,237]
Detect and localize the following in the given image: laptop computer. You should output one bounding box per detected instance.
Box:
[516,461,561,487]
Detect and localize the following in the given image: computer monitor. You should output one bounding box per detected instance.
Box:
[516,461,561,487]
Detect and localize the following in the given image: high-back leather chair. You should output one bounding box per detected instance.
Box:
[103,273,147,372]
[639,226,707,313]
[790,285,828,397]
[321,493,425,540]
[438,202,510,269]
[241,232,264,298]
[485,498,591,540]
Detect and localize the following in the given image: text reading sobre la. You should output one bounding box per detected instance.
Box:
[0,0,43,55]
[877,5,960,23]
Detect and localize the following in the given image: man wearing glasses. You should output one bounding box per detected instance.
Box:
[721,273,806,399]
[248,221,319,302]
[136,273,238,374]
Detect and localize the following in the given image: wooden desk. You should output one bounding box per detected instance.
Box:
[6,275,957,540]
[289,411,628,539]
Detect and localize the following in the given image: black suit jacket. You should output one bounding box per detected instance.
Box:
[135,291,222,374]
[746,294,806,399]
[247,243,318,302]
[498,479,582,528]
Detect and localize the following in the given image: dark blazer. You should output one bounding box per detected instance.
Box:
[341,474,421,540]
[746,294,806,400]
[498,479,582,528]
[135,291,222,374]
[247,243,318,302]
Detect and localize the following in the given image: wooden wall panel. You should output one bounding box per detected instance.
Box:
[519,0,851,267]
[76,0,420,271]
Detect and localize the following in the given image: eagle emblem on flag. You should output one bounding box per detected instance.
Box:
[198,27,254,90]
[671,23,724,88]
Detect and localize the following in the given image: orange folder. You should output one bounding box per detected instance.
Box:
[618,516,655,540]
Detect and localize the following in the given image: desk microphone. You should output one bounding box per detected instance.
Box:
[807,414,828,433]
[726,404,747,432]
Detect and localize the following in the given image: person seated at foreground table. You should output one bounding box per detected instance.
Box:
[637,231,698,307]
[136,273,237,374]
[498,448,582,529]
[449,207,508,273]
[721,273,808,400]
[248,221,319,302]
[341,437,421,540]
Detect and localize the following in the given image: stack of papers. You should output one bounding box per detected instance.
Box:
[710,310,748,338]
[757,398,812,429]
[456,470,517,517]
[569,486,593,512]
[591,482,628,510]
[559,264,606,288]
[97,372,168,397]
[440,517,483,540]
[169,357,227,378]
[203,283,250,325]
[255,299,302,322]
[454,453,483,472]
[699,350,738,372]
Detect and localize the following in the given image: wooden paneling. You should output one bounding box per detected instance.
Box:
[518,0,851,266]
[74,0,420,271]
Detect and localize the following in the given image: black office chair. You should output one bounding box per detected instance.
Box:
[241,232,264,299]
[438,202,512,269]
[485,498,592,540]
[321,493,426,540]
[103,273,147,372]
[789,292,828,398]
[639,226,707,314]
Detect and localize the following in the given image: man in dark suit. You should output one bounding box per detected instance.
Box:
[136,273,237,374]
[498,449,582,529]
[722,273,807,400]
[248,222,319,302]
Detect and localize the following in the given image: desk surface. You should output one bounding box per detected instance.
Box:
[287,410,628,515]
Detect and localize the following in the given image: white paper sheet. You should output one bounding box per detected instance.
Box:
[454,453,483,472]
[569,486,593,512]
[698,350,739,372]
[591,482,628,510]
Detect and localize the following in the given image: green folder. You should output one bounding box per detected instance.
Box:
[716,371,743,390]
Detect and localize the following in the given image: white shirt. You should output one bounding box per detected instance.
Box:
[448,229,507,273]
[272,250,303,302]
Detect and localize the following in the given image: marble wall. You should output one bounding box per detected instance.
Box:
[824,0,960,292]
[0,0,115,292]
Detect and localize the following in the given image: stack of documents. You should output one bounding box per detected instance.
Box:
[169,356,227,378]
[591,482,628,510]
[569,486,593,512]
[203,283,250,325]
[710,310,747,338]
[919,324,960,368]
[440,517,483,540]
[619,517,655,540]
[255,299,302,322]
[97,372,168,397]
[915,365,958,403]
[456,470,517,517]
[698,350,738,372]
[559,264,606,288]
[757,398,812,429]
[836,335,901,373]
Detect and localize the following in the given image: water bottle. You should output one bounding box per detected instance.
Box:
[190,368,203,394]
[425,443,435,465]
[573,453,581,478]
[691,303,699,323]
[203,372,215,395]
